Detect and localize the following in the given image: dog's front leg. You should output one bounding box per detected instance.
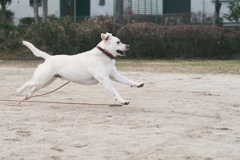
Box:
[110,67,144,88]
[100,78,129,105]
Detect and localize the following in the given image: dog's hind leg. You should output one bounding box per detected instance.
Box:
[17,73,57,98]
[16,80,33,96]
[26,86,43,99]
[26,77,58,99]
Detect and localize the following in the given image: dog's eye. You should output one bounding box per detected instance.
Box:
[117,41,120,44]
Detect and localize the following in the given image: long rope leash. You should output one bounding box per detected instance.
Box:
[17,81,70,105]
[0,99,110,106]
[0,81,122,107]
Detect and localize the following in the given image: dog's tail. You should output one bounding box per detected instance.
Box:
[22,41,50,60]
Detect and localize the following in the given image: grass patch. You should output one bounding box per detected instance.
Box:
[0,51,38,60]
[116,60,240,74]
[0,59,240,74]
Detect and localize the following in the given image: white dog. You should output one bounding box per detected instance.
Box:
[16,32,144,105]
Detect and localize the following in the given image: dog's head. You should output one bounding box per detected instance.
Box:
[101,32,129,57]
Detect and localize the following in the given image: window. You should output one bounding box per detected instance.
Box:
[163,0,190,14]
[99,0,105,6]
[30,0,42,6]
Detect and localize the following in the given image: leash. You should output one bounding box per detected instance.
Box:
[0,99,110,106]
[17,81,70,105]
[0,81,122,107]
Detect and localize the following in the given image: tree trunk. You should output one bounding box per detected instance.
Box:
[0,0,12,22]
[213,0,222,26]
[1,4,6,22]
[33,0,39,23]
[115,0,123,24]
[0,0,8,22]
[42,0,48,22]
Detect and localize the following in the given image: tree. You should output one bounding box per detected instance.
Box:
[213,0,222,26]
[115,0,123,24]
[33,0,39,23]
[0,0,12,22]
[33,0,48,23]
[42,0,48,22]
[224,0,240,27]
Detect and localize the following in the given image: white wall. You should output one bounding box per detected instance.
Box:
[91,0,114,17]
[191,0,231,22]
[6,0,60,25]
[129,0,231,19]
[4,0,235,25]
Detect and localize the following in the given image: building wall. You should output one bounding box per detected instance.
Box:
[90,0,114,17]
[6,0,115,24]
[6,0,60,25]
[3,0,237,25]
[191,0,231,22]
[130,0,231,17]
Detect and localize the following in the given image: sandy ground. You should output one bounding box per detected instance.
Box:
[0,61,240,160]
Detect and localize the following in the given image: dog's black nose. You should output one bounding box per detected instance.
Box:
[126,45,130,50]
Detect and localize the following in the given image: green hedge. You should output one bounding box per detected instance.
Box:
[24,17,76,54]
[24,17,110,55]
[1,18,240,59]
[0,22,22,57]
[117,23,240,59]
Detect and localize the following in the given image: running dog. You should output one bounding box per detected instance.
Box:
[16,33,144,105]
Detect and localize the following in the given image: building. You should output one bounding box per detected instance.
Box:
[128,0,235,24]
[5,0,116,25]
[3,0,237,25]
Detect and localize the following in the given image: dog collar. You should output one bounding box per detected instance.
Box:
[96,46,114,59]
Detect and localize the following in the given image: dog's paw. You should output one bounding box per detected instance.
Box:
[136,82,144,88]
[122,100,130,105]
[16,89,21,96]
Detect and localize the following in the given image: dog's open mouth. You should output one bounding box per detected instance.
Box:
[116,50,126,56]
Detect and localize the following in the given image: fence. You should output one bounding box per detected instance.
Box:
[124,0,215,25]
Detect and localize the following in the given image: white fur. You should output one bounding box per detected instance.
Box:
[16,33,144,105]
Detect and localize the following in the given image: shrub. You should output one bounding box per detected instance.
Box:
[19,17,35,27]
[0,9,14,23]
[24,17,73,54]
[68,19,109,53]
[23,17,111,55]
[117,23,240,59]
[2,17,240,60]
[0,22,21,52]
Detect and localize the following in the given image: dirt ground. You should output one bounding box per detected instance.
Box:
[0,60,240,160]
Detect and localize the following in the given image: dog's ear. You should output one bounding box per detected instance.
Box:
[106,32,112,36]
[101,33,112,42]
[101,33,109,41]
